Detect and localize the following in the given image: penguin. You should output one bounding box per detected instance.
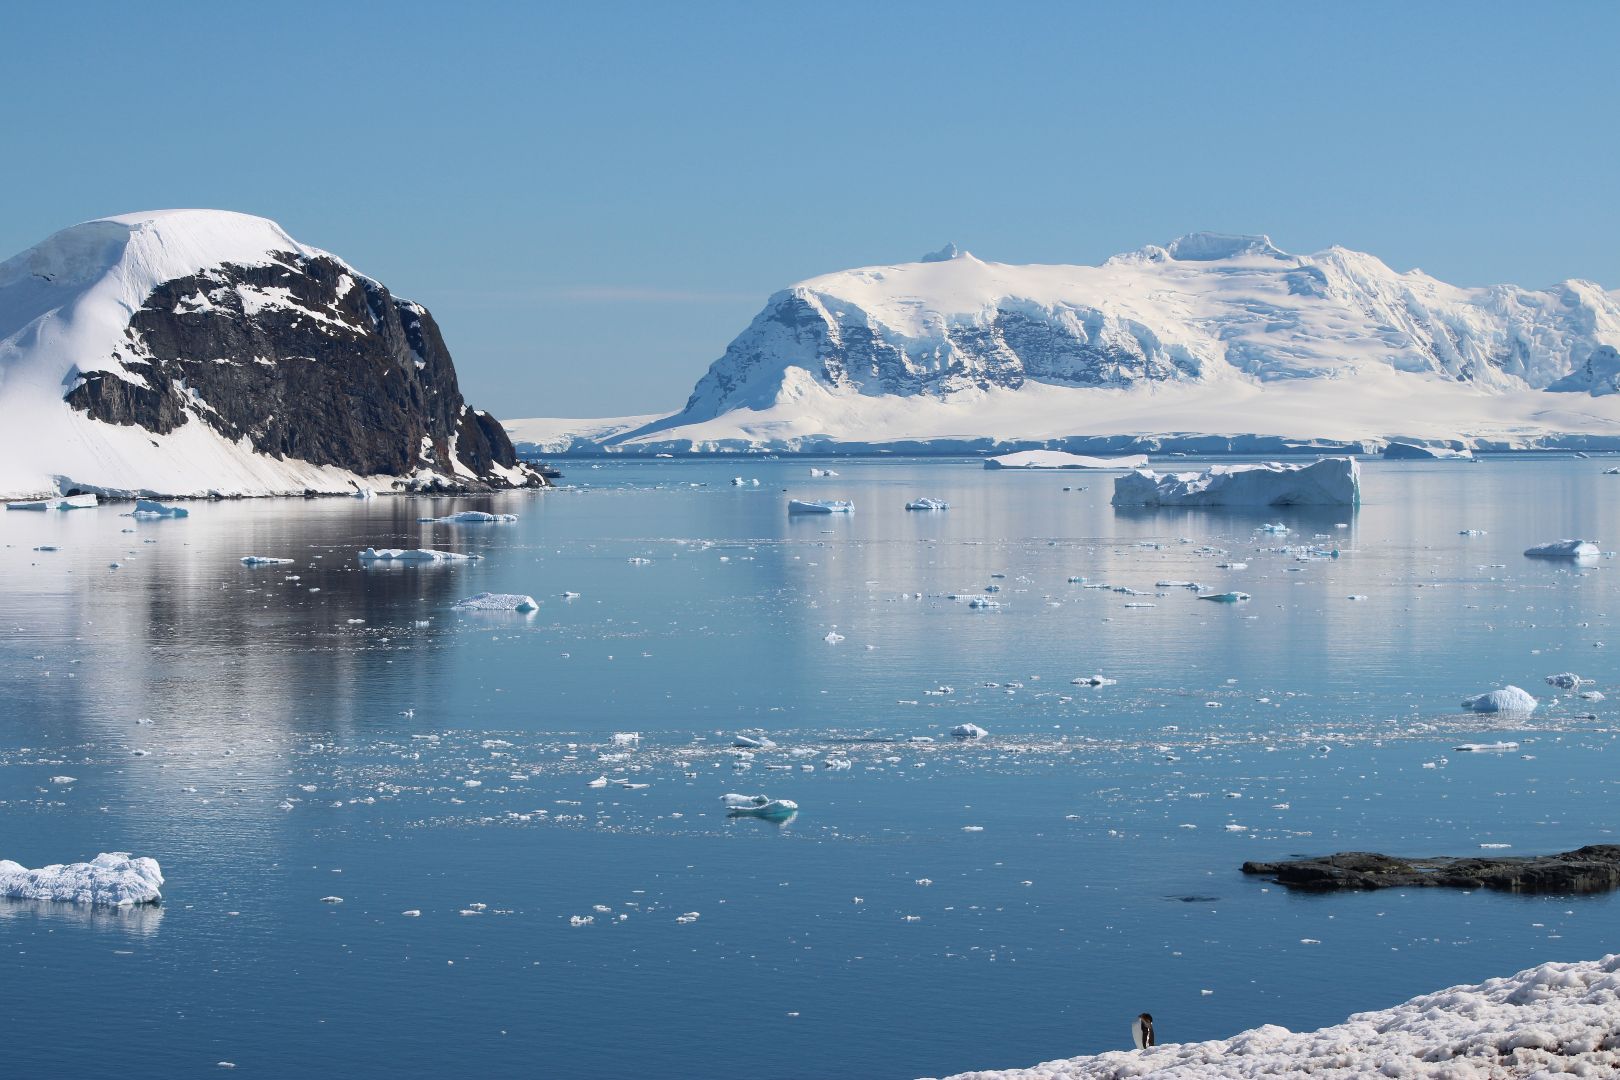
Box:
[1131,1012,1155,1049]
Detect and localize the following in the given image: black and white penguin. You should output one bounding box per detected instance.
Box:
[1131,1012,1155,1049]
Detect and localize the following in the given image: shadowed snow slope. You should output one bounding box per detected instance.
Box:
[509,234,1620,454]
[931,954,1620,1079]
[0,209,537,498]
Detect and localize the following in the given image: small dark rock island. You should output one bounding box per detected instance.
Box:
[1242,845,1620,895]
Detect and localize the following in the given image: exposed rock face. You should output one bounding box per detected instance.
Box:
[1242,845,1620,894]
[64,252,529,487]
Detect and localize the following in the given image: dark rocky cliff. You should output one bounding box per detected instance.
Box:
[64,250,537,490]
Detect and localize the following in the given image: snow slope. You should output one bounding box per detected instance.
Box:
[930,953,1620,1079]
[0,210,534,498]
[508,234,1620,454]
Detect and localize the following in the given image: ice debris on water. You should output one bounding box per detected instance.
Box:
[359,547,481,564]
[1455,741,1520,752]
[1199,591,1251,603]
[722,793,798,819]
[1461,686,1538,714]
[240,555,294,566]
[1545,673,1586,690]
[0,853,164,905]
[453,592,539,613]
[419,511,518,524]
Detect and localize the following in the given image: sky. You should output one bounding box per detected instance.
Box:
[3,1,1617,419]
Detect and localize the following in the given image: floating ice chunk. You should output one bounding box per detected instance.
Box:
[1112,458,1360,507]
[1459,528,1487,536]
[824,630,845,643]
[131,498,188,518]
[569,915,594,926]
[321,895,344,903]
[1455,741,1521,752]
[1346,594,1368,601]
[1581,690,1605,702]
[1072,675,1116,687]
[1546,672,1586,690]
[240,555,295,566]
[587,776,609,788]
[1524,539,1601,558]
[789,499,854,514]
[1382,442,1473,460]
[50,775,77,784]
[611,732,640,747]
[985,450,1148,470]
[733,734,777,749]
[422,511,518,524]
[1156,580,1202,589]
[905,498,950,510]
[1067,575,1086,583]
[1199,592,1251,603]
[809,468,840,477]
[1460,686,1537,714]
[1216,562,1248,570]
[676,911,700,923]
[351,488,376,499]
[358,547,480,563]
[0,853,165,905]
[7,493,99,511]
[967,597,1001,609]
[402,909,421,917]
[453,592,539,613]
[951,723,988,739]
[1258,523,1290,534]
[722,793,798,818]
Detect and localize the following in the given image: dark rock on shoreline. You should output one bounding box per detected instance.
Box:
[1242,845,1620,895]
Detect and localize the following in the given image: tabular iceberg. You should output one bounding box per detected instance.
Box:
[453,592,539,612]
[906,498,950,510]
[789,499,854,514]
[1111,458,1360,507]
[0,852,164,906]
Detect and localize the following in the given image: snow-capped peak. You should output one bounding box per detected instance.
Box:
[920,242,967,263]
[1164,231,1285,261]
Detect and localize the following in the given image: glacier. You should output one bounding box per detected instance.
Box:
[929,954,1620,1080]
[507,233,1620,455]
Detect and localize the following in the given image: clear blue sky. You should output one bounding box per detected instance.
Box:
[4,1,1616,418]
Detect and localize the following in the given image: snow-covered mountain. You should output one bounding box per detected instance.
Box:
[510,233,1620,455]
[0,210,541,497]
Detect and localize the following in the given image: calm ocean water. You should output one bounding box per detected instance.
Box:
[3,457,1617,1079]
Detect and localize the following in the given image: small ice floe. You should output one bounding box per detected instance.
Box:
[1581,690,1605,702]
[1072,675,1116,687]
[1459,528,1487,536]
[351,488,376,499]
[809,468,839,477]
[1224,824,1248,832]
[1346,594,1368,601]
[823,630,846,643]
[130,498,188,518]
[1157,580,1202,589]
[905,498,950,510]
[50,776,77,785]
[359,548,480,564]
[1545,672,1586,690]
[1524,539,1601,558]
[1460,686,1537,714]
[1258,523,1290,534]
[734,734,776,749]
[402,909,421,917]
[421,511,518,524]
[1199,591,1251,603]
[321,896,343,903]
[721,793,799,819]
[611,732,640,747]
[1454,741,1520,752]
[951,723,988,739]
[1067,575,1086,583]
[240,555,294,566]
[453,592,539,613]
[1480,843,1512,850]
[789,499,854,514]
[1216,562,1248,570]
[968,597,1001,609]
[823,758,851,770]
[962,825,985,832]
[7,493,98,511]
[570,915,594,927]
[0,853,163,906]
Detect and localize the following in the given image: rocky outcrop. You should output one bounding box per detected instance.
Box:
[1242,845,1620,895]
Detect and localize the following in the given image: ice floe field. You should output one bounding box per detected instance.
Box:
[3,456,1620,1078]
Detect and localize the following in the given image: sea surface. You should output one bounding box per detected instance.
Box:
[3,457,1618,1079]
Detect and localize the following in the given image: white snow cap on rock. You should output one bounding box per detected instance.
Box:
[930,953,1620,1080]
[1461,686,1538,714]
[1112,458,1360,507]
[0,852,164,905]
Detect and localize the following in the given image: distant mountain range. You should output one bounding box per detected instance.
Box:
[0,210,540,498]
[506,233,1620,456]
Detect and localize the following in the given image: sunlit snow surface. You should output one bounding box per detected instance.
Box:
[3,457,1620,1079]
[937,955,1620,1079]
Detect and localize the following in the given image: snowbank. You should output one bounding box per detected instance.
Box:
[931,954,1620,1079]
[1111,458,1360,507]
[0,852,164,906]
[986,450,1149,470]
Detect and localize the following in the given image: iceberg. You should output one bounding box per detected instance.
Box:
[1112,458,1360,507]
[1524,539,1601,558]
[1455,741,1520,752]
[1382,441,1474,460]
[131,498,188,518]
[0,852,164,906]
[906,498,950,510]
[929,954,1620,1080]
[985,450,1149,470]
[358,547,481,564]
[1198,591,1251,603]
[721,793,798,819]
[240,555,294,566]
[789,499,854,514]
[951,723,988,739]
[453,592,539,613]
[809,467,839,476]
[7,492,99,511]
[733,734,776,749]
[1546,672,1586,690]
[1461,686,1538,714]
[420,511,519,523]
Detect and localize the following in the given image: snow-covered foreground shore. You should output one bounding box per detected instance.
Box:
[932,955,1620,1079]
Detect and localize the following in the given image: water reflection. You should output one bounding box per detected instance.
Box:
[0,896,164,936]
